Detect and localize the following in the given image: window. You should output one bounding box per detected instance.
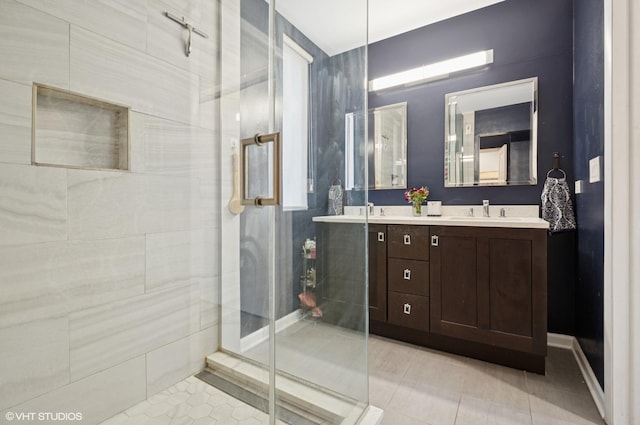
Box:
[282,35,313,210]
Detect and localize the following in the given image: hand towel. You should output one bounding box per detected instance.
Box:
[541,175,576,232]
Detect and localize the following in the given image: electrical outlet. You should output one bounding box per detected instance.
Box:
[589,156,601,183]
[575,180,584,194]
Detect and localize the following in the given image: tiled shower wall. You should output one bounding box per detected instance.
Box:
[0,1,220,423]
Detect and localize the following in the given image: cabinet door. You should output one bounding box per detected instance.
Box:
[430,226,479,336]
[368,224,387,322]
[430,226,547,354]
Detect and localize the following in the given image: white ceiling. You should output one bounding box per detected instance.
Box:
[275,0,505,56]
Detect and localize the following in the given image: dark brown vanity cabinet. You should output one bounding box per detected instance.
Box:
[429,226,547,356]
[386,225,430,332]
[319,220,548,373]
[368,224,387,322]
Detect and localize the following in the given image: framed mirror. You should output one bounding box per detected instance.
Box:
[345,102,407,191]
[444,77,538,187]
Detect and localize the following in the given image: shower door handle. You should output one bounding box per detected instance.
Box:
[240,132,281,207]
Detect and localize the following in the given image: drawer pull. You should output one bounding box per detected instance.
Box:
[403,303,412,315]
[431,235,439,247]
[403,234,411,245]
[377,232,385,242]
[403,269,411,280]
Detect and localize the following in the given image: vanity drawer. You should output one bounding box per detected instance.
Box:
[388,292,429,332]
[388,225,429,260]
[388,258,429,296]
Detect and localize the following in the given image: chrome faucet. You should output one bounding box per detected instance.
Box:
[483,200,490,217]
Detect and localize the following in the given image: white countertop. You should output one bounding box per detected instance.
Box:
[313,205,550,229]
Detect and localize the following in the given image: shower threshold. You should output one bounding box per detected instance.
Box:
[199,351,369,425]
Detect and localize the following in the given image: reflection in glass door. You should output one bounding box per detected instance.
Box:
[219,0,369,423]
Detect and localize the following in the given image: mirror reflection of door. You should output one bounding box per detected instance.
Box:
[476,129,531,184]
[479,144,507,184]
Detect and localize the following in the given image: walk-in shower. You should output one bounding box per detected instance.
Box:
[0,0,370,423]
[215,0,370,424]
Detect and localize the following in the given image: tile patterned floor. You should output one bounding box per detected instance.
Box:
[369,335,605,425]
[99,376,277,425]
[101,335,605,425]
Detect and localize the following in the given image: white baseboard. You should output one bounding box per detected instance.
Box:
[240,309,301,352]
[547,332,574,349]
[547,333,605,419]
[571,337,606,419]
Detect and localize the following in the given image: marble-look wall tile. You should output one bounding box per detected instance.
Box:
[128,112,145,173]
[199,171,220,233]
[1,356,146,425]
[0,317,69,411]
[220,271,241,353]
[0,164,67,246]
[146,326,217,396]
[69,283,200,381]
[145,228,217,292]
[200,276,219,330]
[156,0,203,26]
[0,79,32,165]
[0,1,69,88]
[67,169,212,240]
[0,237,145,329]
[199,78,218,130]
[16,0,148,52]
[141,114,216,176]
[70,26,200,125]
[146,0,217,79]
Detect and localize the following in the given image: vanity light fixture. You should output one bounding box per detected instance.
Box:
[369,49,494,91]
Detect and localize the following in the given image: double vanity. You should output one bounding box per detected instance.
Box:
[314,205,549,373]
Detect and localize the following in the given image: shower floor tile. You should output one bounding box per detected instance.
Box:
[98,376,284,425]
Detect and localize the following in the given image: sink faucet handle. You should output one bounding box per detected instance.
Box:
[468,207,474,217]
[482,200,490,217]
[500,208,506,217]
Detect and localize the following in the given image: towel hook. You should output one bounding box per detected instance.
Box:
[164,12,209,57]
[547,152,566,178]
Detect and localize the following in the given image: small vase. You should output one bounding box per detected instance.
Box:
[412,202,422,216]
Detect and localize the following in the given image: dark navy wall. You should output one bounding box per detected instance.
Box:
[367,0,574,206]
[367,0,578,336]
[573,0,605,388]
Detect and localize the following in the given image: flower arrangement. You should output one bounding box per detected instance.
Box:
[404,186,429,216]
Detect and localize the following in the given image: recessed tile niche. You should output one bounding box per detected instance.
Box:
[33,84,129,170]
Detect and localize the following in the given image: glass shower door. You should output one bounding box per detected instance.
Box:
[219,0,369,424]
